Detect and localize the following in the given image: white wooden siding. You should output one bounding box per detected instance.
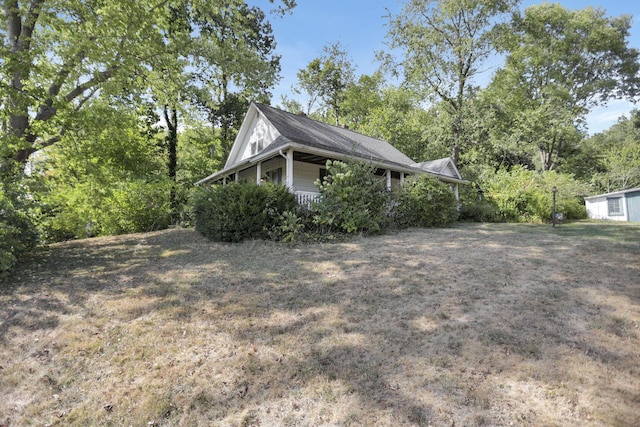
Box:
[238,166,257,182]
[240,117,279,162]
[585,196,628,221]
[293,161,322,193]
[262,157,285,176]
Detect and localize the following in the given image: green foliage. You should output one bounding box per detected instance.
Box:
[35,102,174,241]
[191,183,296,242]
[311,160,388,234]
[40,180,173,242]
[583,110,640,193]
[458,199,502,223]
[293,42,355,122]
[0,176,38,275]
[384,0,519,164]
[392,174,458,228]
[487,3,640,172]
[271,210,305,243]
[454,164,502,223]
[482,167,588,223]
[339,74,448,162]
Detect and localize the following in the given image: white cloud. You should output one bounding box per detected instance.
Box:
[586,99,634,134]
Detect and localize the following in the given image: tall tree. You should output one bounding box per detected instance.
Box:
[342,78,438,161]
[185,0,282,163]
[1,0,170,165]
[488,4,640,171]
[384,0,519,165]
[293,42,355,125]
[1,0,294,169]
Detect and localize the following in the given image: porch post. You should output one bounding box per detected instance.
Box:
[286,149,294,190]
[454,183,459,201]
[386,169,392,191]
[400,173,405,186]
[256,162,262,185]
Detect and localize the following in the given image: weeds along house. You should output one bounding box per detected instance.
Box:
[195,102,467,203]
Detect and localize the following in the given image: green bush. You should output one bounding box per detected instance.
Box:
[311,160,389,234]
[98,180,173,235]
[40,179,173,240]
[191,182,296,242]
[0,184,38,275]
[392,174,459,228]
[482,167,587,223]
[458,199,502,222]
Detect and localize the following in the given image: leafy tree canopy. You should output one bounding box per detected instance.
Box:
[383,0,520,164]
[291,42,355,124]
[486,3,640,171]
[0,0,294,168]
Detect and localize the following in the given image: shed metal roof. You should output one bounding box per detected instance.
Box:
[584,187,640,200]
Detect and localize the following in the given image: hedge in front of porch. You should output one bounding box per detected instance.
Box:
[191,182,296,242]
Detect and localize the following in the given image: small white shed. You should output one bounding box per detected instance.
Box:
[584,188,640,222]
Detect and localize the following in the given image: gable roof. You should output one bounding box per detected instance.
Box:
[197,102,467,185]
[252,103,416,167]
[413,157,463,181]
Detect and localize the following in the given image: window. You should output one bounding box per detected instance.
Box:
[250,140,264,156]
[608,198,622,216]
[319,168,328,183]
[265,167,282,184]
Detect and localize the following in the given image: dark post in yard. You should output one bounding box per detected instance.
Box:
[552,186,557,228]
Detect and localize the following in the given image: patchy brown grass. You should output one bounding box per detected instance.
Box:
[1,222,639,426]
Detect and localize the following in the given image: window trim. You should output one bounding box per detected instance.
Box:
[607,197,623,216]
[265,167,283,185]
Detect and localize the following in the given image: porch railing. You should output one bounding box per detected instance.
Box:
[295,191,321,207]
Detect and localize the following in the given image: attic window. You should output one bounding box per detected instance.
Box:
[608,197,622,216]
[250,140,264,156]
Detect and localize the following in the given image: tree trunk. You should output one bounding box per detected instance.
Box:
[164,106,178,210]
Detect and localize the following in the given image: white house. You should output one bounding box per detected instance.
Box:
[584,188,640,222]
[196,102,467,203]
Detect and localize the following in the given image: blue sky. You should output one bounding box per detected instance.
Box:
[260,0,640,134]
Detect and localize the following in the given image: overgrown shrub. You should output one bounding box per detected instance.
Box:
[0,182,38,275]
[40,179,173,240]
[482,167,587,222]
[311,160,389,234]
[191,182,296,242]
[191,161,464,243]
[392,174,458,228]
[458,199,502,222]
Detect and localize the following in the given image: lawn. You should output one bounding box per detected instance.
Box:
[1,222,639,426]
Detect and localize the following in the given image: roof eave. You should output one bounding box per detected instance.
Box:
[195,143,470,186]
[584,187,640,200]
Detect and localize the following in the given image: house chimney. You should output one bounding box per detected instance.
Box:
[298,111,306,117]
[341,124,349,129]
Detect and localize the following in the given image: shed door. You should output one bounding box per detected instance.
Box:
[626,191,640,222]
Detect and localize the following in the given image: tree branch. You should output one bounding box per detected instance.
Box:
[74,86,100,111]
[20,0,45,52]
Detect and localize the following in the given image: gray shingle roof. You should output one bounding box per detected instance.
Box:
[254,103,416,166]
[413,158,461,180]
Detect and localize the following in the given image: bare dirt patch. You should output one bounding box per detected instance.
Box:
[1,222,639,426]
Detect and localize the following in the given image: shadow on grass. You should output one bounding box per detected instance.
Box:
[1,223,639,426]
